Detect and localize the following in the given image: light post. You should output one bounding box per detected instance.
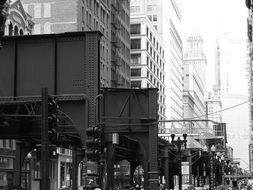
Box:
[171,134,187,190]
[210,145,216,190]
[216,152,225,186]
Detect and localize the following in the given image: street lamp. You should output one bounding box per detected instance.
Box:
[171,134,187,190]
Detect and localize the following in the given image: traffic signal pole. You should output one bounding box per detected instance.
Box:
[41,88,50,190]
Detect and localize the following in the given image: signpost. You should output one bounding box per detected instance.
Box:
[181,162,189,175]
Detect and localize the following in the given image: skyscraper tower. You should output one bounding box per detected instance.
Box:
[183,35,207,130]
[214,40,221,96]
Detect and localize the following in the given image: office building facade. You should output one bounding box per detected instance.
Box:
[130,15,166,132]
[130,0,183,128]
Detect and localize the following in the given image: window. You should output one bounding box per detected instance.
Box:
[43,3,51,18]
[130,5,140,12]
[147,5,157,11]
[131,54,141,65]
[131,68,141,77]
[153,15,157,21]
[130,24,141,34]
[148,15,152,21]
[131,39,141,49]
[131,81,142,88]
[34,4,42,18]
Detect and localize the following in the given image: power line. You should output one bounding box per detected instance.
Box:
[186,100,249,120]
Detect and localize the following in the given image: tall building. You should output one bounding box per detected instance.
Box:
[183,35,207,130]
[130,0,183,128]
[130,15,166,133]
[21,0,131,88]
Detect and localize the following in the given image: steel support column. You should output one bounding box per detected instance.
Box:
[41,88,50,190]
[148,123,159,190]
[106,143,114,190]
[72,148,77,190]
[164,145,169,190]
[210,155,214,190]
[188,149,192,185]
[13,142,21,186]
[142,158,149,190]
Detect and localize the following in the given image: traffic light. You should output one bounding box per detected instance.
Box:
[48,96,58,141]
[0,0,7,38]
[86,125,101,160]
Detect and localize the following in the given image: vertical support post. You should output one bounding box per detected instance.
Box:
[210,155,214,190]
[205,101,208,129]
[13,141,21,186]
[142,158,149,190]
[105,143,114,190]
[130,162,136,187]
[72,148,77,190]
[178,154,182,190]
[148,123,159,190]
[41,88,50,190]
[188,149,192,185]
[221,161,225,185]
[164,145,169,190]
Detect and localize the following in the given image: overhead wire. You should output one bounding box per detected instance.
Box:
[185,100,249,120]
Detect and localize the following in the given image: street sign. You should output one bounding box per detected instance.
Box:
[181,161,189,175]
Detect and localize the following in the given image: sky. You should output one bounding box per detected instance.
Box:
[181,0,249,95]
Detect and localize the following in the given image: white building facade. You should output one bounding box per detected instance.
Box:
[183,35,207,130]
[130,15,166,132]
[130,0,183,129]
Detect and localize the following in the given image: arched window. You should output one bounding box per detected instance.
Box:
[19,29,23,35]
[9,23,13,36]
[14,26,18,36]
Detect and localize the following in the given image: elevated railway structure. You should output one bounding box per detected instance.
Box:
[0,31,228,190]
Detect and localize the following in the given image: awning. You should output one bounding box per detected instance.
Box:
[187,137,203,149]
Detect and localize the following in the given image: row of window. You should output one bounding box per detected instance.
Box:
[147,44,164,69]
[24,3,51,19]
[147,57,165,82]
[146,71,165,94]
[147,65,164,84]
[147,15,157,22]
[86,0,110,11]
[131,38,165,69]
[131,24,163,55]
[146,27,164,56]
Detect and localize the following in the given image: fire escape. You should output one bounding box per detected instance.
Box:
[111,0,122,87]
